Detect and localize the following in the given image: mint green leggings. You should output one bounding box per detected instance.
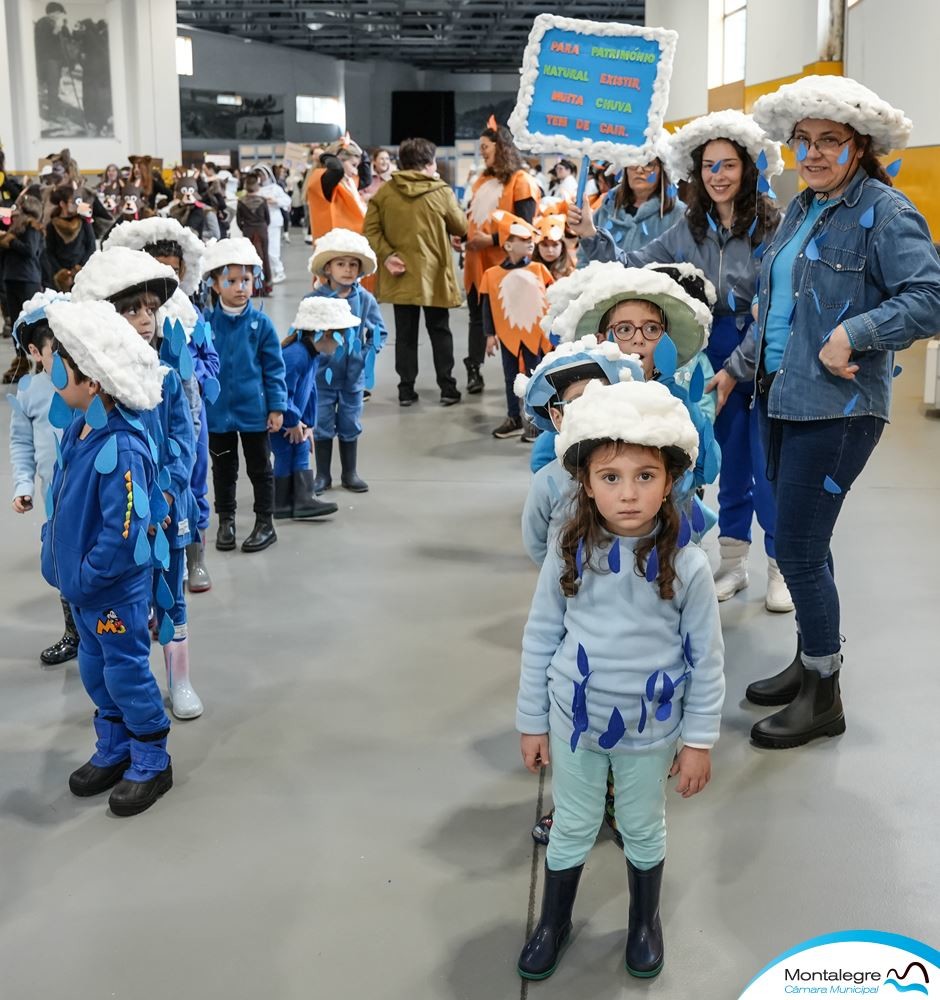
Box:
[546,732,677,872]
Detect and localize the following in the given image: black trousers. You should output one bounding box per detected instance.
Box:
[208,430,273,516]
[393,304,458,397]
[465,286,486,367]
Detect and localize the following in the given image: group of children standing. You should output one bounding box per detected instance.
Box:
[8,216,386,817]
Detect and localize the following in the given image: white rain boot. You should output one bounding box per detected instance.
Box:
[714,538,749,601]
[765,557,795,613]
[164,637,204,720]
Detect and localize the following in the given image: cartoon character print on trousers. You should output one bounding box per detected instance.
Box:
[96,609,127,635]
[568,541,701,751]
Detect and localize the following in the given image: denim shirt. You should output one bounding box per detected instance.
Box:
[752,169,940,421]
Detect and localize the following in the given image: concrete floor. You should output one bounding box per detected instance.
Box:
[1,239,939,1000]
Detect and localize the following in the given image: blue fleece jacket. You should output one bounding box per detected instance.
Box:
[306,282,387,386]
[41,407,156,608]
[522,458,575,566]
[282,335,322,428]
[517,528,725,752]
[8,372,60,504]
[204,302,288,433]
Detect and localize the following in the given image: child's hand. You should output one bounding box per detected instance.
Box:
[520,733,551,773]
[284,422,306,444]
[670,746,711,798]
[267,411,284,432]
[12,495,32,513]
[485,335,498,357]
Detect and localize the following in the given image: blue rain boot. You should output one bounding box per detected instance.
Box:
[108,729,173,817]
[69,712,131,796]
[626,859,665,978]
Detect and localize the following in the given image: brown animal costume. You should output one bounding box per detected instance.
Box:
[169,173,218,240]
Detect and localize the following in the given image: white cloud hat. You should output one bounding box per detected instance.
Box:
[71,247,178,306]
[291,296,361,332]
[103,217,205,296]
[308,228,377,278]
[664,109,784,182]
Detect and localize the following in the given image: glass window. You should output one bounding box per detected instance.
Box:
[176,36,193,77]
[296,96,345,128]
[722,7,746,83]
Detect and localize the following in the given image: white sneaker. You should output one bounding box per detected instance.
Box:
[765,557,794,613]
[304,234,313,245]
[714,537,749,601]
[283,232,291,244]
[271,273,286,285]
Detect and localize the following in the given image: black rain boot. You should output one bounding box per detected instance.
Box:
[626,859,665,979]
[108,729,172,817]
[750,665,845,749]
[273,476,294,520]
[464,357,484,394]
[292,469,339,519]
[185,540,212,593]
[69,713,130,796]
[216,514,236,551]
[517,863,583,980]
[40,597,80,665]
[241,514,277,553]
[746,636,804,706]
[339,439,368,493]
[313,439,333,494]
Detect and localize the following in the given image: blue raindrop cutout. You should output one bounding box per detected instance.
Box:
[575,537,585,577]
[688,363,704,403]
[607,538,621,574]
[204,377,221,405]
[756,149,769,171]
[710,160,723,174]
[796,142,809,163]
[86,394,108,430]
[646,171,658,184]
[178,345,194,380]
[752,242,765,259]
[162,315,174,341]
[133,526,151,566]
[364,346,377,390]
[747,217,758,238]
[706,213,718,232]
[837,144,850,166]
[727,289,736,312]
[332,332,344,346]
[116,405,144,431]
[158,466,171,491]
[637,697,648,734]
[156,572,174,611]
[823,475,842,495]
[576,642,590,678]
[645,545,660,583]
[811,288,822,315]
[666,184,679,199]
[168,437,182,458]
[153,523,170,569]
[314,331,324,342]
[192,320,206,347]
[133,481,150,519]
[691,497,706,533]
[325,368,334,385]
[50,352,69,390]
[158,613,175,646]
[805,238,820,261]
[45,484,54,517]
[893,365,903,378]
[835,301,851,324]
[885,158,902,178]
[598,708,626,750]
[843,393,859,416]
[150,484,170,523]
[757,174,771,194]
[653,334,678,379]
[93,435,118,474]
[146,433,159,463]
[859,206,875,229]
[549,333,561,347]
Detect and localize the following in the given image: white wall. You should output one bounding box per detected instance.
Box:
[645,0,709,121]
[1,0,180,171]
[745,0,819,84]
[846,0,940,147]
[344,60,421,147]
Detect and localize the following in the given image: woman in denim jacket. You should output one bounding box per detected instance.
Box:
[713,76,940,748]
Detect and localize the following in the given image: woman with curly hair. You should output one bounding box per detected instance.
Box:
[570,111,791,615]
[459,120,541,394]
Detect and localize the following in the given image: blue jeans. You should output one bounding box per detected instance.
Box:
[270,431,311,475]
[758,395,884,674]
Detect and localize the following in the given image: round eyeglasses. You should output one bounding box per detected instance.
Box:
[606,321,665,343]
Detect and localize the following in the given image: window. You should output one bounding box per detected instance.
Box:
[176,35,193,77]
[296,96,345,129]
[708,0,746,87]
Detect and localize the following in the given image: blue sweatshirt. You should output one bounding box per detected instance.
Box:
[41,407,156,608]
[517,529,725,751]
[205,302,288,433]
[282,334,322,428]
[306,282,387,387]
[521,458,575,566]
[9,371,59,505]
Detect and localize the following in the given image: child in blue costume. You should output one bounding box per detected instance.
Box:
[515,378,725,982]
[73,246,203,721]
[9,289,75,663]
[104,216,219,595]
[40,299,174,816]
[202,237,288,553]
[306,228,386,494]
[271,296,349,521]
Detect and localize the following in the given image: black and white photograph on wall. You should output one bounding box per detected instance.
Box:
[180,89,286,141]
[34,1,114,138]
[454,92,517,140]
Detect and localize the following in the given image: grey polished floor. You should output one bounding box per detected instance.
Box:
[1,239,938,1000]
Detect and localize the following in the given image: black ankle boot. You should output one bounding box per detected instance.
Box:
[273,476,294,520]
[517,863,583,980]
[216,514,236,551]
[746,636,803,706]
[338,439,368,492]
[464,357,484,394]
[626,859,665,978]
[313,439,333,494]
[108,729,172,817]
[292,470,338,519]
[241,515,277,552]
[40,597,79,665]
[751,667,845,749]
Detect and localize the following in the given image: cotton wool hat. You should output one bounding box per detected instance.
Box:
[103,216,205,296]
[71,247,178,307]
[539,260,613,340]
[201,236,263,278]
[556,377,699,474]
[291,296,361,332]
[12,288,70,349]
[553,263,714,367]
[664,109,784,182]
[308,228,377,278]
[752,75,913,155]
[516,335,646,433]
[45,299,167,411]
[158,287,200,342]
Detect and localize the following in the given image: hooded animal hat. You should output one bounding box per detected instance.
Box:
[71,247,178,307]
[483,210,540,248]
[664,109,784,182]
[535,213,568,243]
[291,296,361,333]
[308,228,377,278]
[752,75,912,155]
[556,377,699,475]
[173,172,202,206]
[201,237,264,278]
[103,216,205,296]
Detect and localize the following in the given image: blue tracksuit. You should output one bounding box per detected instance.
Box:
[204,302,288,432]
[41,407,170,736]
[306,282,387,441]
[271,334,322,475]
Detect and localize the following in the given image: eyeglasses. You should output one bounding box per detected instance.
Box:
[606,321,665,342]
[786,135,853,156]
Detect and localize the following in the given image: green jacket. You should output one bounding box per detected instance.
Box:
[364,171,467,308]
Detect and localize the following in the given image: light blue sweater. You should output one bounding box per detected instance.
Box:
[9,372,59,507]
[521,458,575,566]
[516,529,725,752]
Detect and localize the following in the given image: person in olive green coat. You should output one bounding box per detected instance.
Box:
[364,137,467,406]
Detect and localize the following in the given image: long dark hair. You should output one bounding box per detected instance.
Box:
[614,159,677,216]
[686,139,779,245]
[851,132,894,187]
[480,125,525,185]
[558,442,689,600]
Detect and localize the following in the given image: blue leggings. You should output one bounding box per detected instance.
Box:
[269,430,311,475]
[73,599,170,736]
[546,732,676,872]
